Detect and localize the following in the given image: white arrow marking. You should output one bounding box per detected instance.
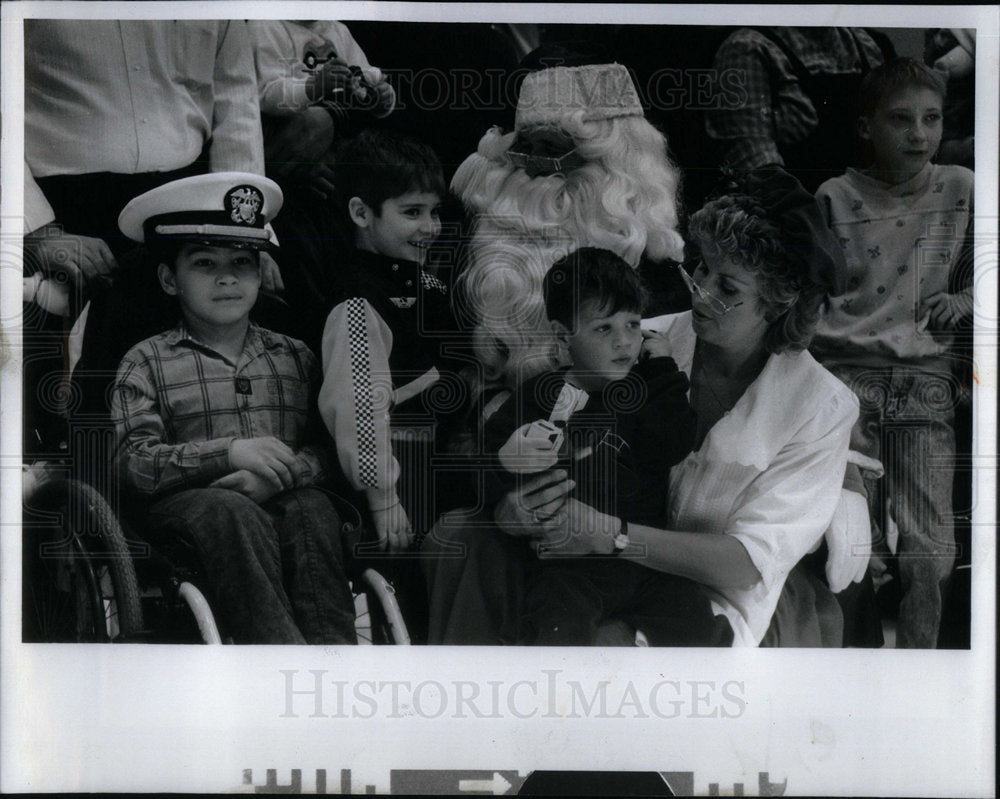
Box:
[458,772,512,794]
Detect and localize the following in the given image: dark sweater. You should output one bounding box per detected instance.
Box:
[483,357,696,527]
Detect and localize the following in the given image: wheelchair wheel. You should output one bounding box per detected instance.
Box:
[23,478,144,642]
[357,568,410,645]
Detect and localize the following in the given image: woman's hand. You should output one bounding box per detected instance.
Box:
[536,498,618,557]
[493,470,575,538]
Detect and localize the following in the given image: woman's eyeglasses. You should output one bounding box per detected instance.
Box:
[676,263,745,315]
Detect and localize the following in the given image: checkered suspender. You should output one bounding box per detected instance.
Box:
[420,270,447,294]
[346,298,379,487]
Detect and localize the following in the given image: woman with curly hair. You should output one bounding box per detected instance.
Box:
[426,167,865,647]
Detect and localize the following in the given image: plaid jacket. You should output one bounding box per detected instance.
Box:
[112,322,329,497]
[705,27,885,172]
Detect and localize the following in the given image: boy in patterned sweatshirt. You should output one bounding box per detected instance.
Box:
[810,57,974,648]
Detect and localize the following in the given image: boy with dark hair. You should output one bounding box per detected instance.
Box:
[319,129,454,553]
[333,128,448,223]
[810,57,974,648]
[111,173,357,645]
[484,247,732,646]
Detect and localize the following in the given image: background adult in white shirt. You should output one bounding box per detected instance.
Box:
[23,20,265,283]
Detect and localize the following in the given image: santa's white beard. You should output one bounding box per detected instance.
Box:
[453,210,572,390]
[453,138,654,262]
[453,136,661,389]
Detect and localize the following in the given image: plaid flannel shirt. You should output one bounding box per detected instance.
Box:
[705,27,885,170]
[112,322,329,497]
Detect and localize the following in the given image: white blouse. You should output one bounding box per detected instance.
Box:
[644,312,859,645]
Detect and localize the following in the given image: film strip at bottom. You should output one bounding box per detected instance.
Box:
[238,767,788,795]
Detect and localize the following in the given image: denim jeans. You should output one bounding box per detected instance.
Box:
[829,364,958,648]
[147,487,357,644]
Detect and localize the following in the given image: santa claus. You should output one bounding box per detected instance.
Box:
[451,62,685,390]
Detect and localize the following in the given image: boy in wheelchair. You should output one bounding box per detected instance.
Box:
[110,173,357,644]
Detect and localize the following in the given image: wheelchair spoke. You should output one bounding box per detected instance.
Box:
[25,545,100,642]
[354,590,374,645]
[94,565,121,640]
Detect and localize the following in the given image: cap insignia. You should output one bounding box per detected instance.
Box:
[225,185,263,226]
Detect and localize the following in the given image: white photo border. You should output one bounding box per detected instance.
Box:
[1,3,996,796]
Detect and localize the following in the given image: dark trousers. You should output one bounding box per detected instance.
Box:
[523,556,734,647]
[146,487,357,645]
[35,163,207,256]
[423,510,733,647]
[423,510,529,645]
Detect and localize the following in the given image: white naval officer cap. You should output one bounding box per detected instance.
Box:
[118,172,283,251]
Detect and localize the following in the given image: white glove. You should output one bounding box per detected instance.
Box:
[823,488,873,593]
[498,420,564,474]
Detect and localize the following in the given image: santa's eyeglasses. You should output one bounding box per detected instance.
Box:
[505,148,585,176]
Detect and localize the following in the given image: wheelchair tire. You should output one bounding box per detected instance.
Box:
[24,478,144,642]
[358,568,410,645]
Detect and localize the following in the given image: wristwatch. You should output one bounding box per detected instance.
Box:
[611,518,630,555]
